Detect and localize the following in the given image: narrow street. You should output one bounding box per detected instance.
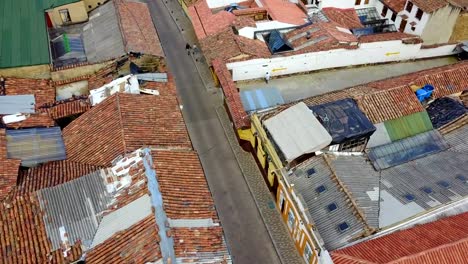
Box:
[143,0,285,263]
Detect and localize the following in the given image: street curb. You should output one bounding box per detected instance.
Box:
[214,106,290,264]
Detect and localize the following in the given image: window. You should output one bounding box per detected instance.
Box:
[437,181,450,188]
[456,175,467,183]
[411,26,416,31]
[316,185,327,194]
[364,0,370,4]
[338,222,350,232]
[391,12,397,22]
[59,9,71,23]
[415,8,423,20]
[405,1,413,13]
[421,187,433,194]
[287,209,296,229]
[355,0,361,6]
[303,242,313,263]
[404,194,415,201]
[306,168,316,178]
[327,203,338,212]
[381,6,388,17]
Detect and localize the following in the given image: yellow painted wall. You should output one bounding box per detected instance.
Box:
[0,64,51,79]
[48,1,88,27]
[450,12,468,42]
[84,0,108,11]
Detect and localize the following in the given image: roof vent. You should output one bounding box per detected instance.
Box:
[306,31,311,39]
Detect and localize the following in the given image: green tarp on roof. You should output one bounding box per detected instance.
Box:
[384,111,434,141]
[0,0,80,68]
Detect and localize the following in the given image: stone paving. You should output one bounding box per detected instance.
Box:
[158,0,304,263]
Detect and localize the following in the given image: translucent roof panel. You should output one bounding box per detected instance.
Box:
[6,127,67,167]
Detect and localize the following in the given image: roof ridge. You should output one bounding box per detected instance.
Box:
[323,154,376,237]
[116,93,127,153]
[388,236,468,264]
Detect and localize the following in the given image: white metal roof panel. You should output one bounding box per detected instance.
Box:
[0,95,35,114]
[264,102,332,162]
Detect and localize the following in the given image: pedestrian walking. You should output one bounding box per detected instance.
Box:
[265,71,271,84]
[186,43,191,55]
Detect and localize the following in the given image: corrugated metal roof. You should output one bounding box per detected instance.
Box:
[0,0,80,68]
[37,169,112,250]
[443,124,468,153]
[90,194,152,248]
[0,95,36,114]
[264,102,332,162]
[331,156,380,228]
[379,150,468,227]
[240,87,285,112]
[287,156,367,250]
[384,111,433,141]
[83,1,126,63]
[368,130,449,170]
[5,127,67,167]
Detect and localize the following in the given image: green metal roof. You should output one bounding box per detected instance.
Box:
[0,0,80,68]
[384,111,434,142]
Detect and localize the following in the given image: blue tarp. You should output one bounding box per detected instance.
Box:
[368,130,449,170]
[267,30,292,53]
[309,99,376,144]
[427,97,466,129]
[6,127,66,167]
[240,88,285,112]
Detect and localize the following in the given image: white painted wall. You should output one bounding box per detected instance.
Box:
[206,0,245,8]
[398,2,430,35]
[226,41,457,81]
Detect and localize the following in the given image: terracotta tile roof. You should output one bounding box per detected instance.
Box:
[153,149,218,220]
[16,160,101,196]
[411,0,449,12]
[173,227,227,258]
[359,32,422,43]
[87,62,119,90]
[116,1,164,57]
[86,215,162,263]
[358,86,425,123]
[201,28,270,63]
[381,0,408,12]
[4,113,55,129]
[189,1,236,40]
[38,98,91,120]
[232,16,257,30]
[332,212,468,264]
[212,59,250,129]
[0,195,82,263]
[322,8,363,29]
[366,61,468,98]
[0,129,20,201]
[63,93,191,166]
[232,7,268,17]
[260,0,307,25]
[4,77,54,108]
